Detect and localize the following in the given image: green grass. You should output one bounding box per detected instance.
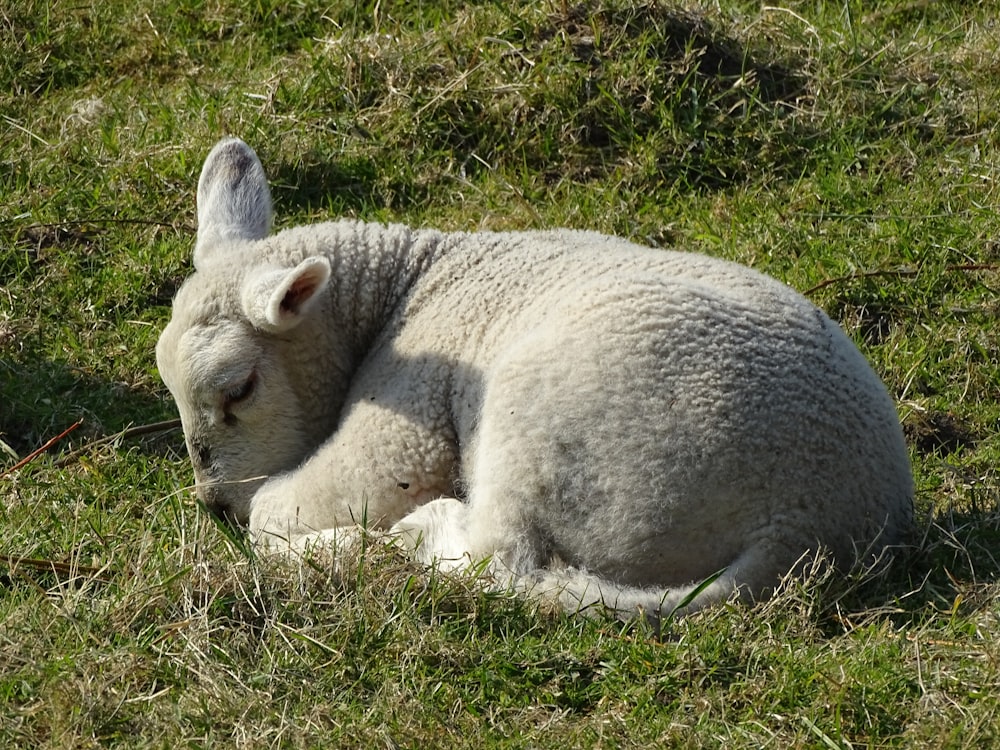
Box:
[3,0,1000,746]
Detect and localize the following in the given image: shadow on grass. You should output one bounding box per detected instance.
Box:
[0,353,182,469]
[806,505,1000,638]
[909,507,1000,605]
[254,3,818,216]
[554,2,806,103]
[269,148,434,218]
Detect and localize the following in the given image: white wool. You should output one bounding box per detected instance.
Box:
[156,138,914,620]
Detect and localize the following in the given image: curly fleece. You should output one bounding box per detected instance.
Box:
[156,138,914,618]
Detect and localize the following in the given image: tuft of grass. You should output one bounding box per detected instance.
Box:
[3,0,1000,746]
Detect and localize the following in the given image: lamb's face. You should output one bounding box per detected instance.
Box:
[157,137,332,525]
[156,276,313,523]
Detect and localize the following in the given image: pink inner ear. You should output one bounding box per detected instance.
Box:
[281,279,316,313]
[280,275,319,314]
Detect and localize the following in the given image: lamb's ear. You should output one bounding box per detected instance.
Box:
[194,138,273,268]
[241,257,332,332]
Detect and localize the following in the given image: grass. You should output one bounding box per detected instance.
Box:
[2,0,1000,746]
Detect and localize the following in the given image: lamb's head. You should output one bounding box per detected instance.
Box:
[156,138,333,525]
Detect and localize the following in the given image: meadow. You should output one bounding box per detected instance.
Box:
[2,0,1000,746]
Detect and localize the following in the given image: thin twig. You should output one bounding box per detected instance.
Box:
[1,553,113,583]
[53,418,183,468]
[804,263,1000,296]
[0,420,83,478]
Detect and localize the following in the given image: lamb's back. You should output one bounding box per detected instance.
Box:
[396,228,815,366]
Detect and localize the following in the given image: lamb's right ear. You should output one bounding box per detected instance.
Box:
[241,257,332,333]
[194,138,273,268]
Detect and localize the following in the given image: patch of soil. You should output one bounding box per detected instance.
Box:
[903,410,979,455]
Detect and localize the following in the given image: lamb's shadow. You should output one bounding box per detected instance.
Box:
[833,412,1000,622]
[0,351,182,468]
[908,507,1000,604]
[812,504,1000,634]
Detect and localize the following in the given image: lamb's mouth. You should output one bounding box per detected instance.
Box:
[194,477,262,528]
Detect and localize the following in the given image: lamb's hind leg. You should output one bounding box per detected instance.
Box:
[390,494,549,590]
[390,497,475,570]
[520,565,743,621]
[390,500,750,622]
[522,539,816,621]
[389,497,802,622]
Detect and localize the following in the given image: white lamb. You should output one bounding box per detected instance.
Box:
[156,137,914,619]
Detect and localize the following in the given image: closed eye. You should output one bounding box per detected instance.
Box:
[223,371,257,412]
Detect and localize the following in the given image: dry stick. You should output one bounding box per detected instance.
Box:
[1,553,112,583]
[0,419,83,478]
[804,263,1000,296]
[53,418,183,468]
[0,420,182,582]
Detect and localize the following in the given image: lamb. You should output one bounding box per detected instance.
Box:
[155,137,914,619]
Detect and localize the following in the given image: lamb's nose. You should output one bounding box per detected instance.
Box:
[189,439,212,470]
[188,442,235,522]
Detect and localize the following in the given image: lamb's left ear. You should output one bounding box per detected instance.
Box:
[194,138,273,268]
[241,257,332,332]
